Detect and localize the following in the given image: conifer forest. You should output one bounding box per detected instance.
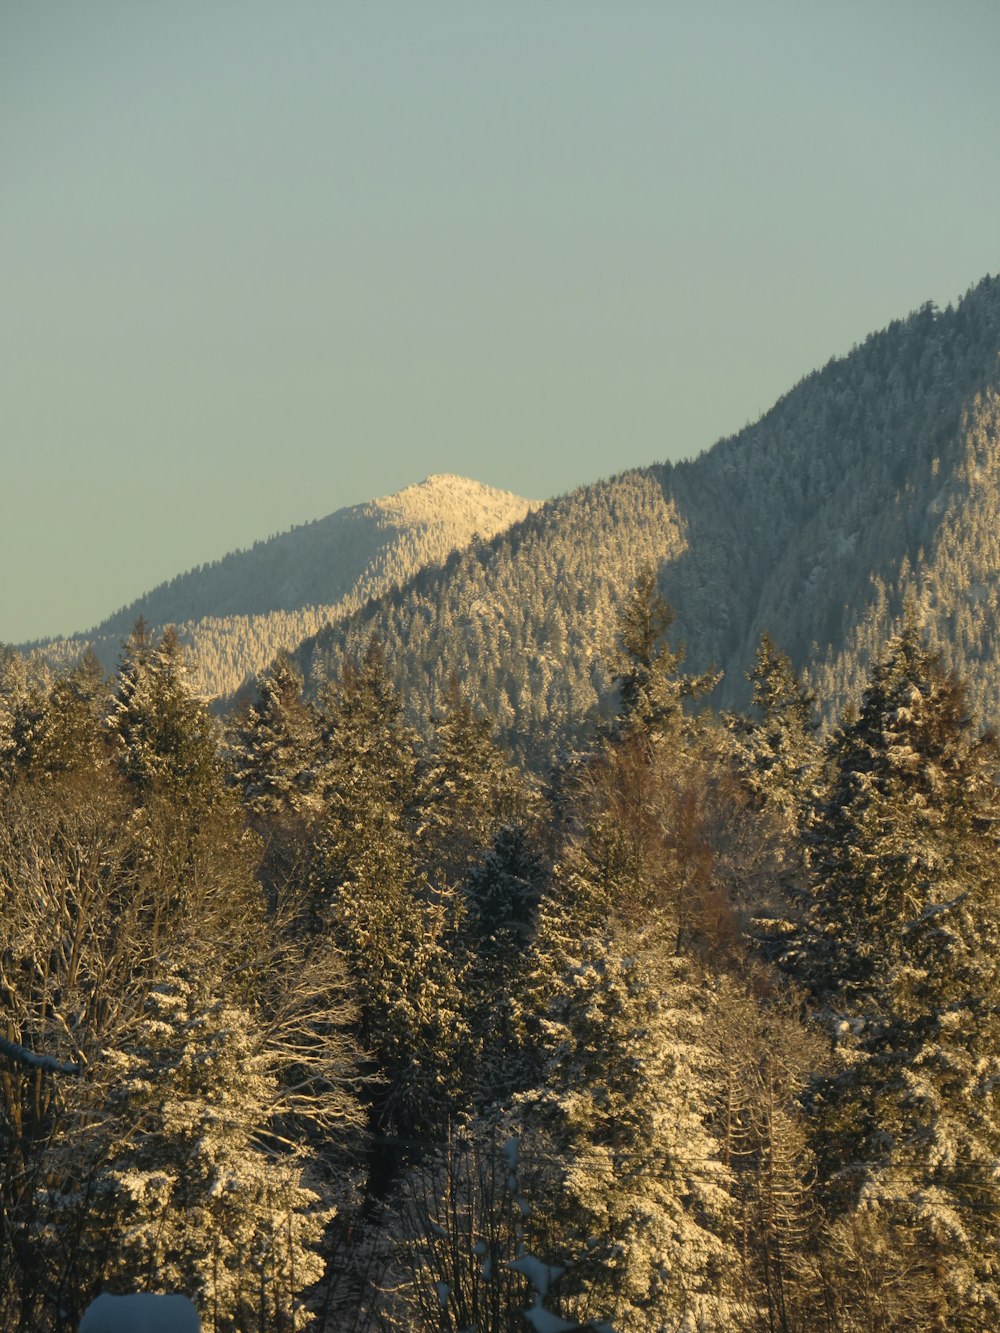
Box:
[8,0,1000,1324]
[4,560,1000,1333]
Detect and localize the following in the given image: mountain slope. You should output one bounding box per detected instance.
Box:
[30,476,539,698]
[288,275,1000,752]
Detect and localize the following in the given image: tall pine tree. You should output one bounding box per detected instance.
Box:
[796,618,1000,1330]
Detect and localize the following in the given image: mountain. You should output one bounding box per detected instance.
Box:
[28,475,539,698]
[288,275,1000,755]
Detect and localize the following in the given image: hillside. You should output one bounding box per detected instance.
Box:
[28,475,539,698]
[289,276,1000,752]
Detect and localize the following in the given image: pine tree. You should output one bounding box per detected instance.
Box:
[228,650,318,822]
[611,567,718,743]
[797,619,1000,1329]
[464,824,545,1109]
[0,647,49,781]
[63,969,333,1332]
[516,942,731,1332]
[707,978,822,1333]
[732,632,821,836]
[417,678,532,895]
[109,622,221,803]
[310,640,470,1197]
[33,649,110,776]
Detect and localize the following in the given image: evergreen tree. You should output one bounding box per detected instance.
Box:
[707,978,822,1333]
[228,650,318,822]
[417,678,531,894]
[732,632,821,836]
[797,619,1000,1330]
[310,640,470,1197]
[464,824,545,1109]
[109,622,221,803]
[0,647,49,781]
[611,567,718,742]
[63,970,332,1332]
[33,649,110,776]
[516,942,731,1332]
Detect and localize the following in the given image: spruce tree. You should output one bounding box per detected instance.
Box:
[310,640,470,1197]
[65,969,332,1332]
[464,824,545,1109]
[109,622,221,803]
[516,942,731,1332]
[228,650,318,822]
[732,631,821,836]
[417,678,531,895]
[33,649,110,776]
[798,619,1000,1329]
[611,566,718,742]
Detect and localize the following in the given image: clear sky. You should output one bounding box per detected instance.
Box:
[3,2,999,643]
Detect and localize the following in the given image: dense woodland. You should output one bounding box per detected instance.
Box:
[3,565,1000,1333]
[27,279,1000,763]
[288,275,1000,752]
[31,477,537,702]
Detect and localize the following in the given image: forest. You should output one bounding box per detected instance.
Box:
[2,570,1000,1333]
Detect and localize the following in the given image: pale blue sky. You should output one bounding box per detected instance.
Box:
[3,2,999,642]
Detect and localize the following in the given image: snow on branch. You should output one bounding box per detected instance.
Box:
[0,1034,81,1075]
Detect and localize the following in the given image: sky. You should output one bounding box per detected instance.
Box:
[3,2,1000,643]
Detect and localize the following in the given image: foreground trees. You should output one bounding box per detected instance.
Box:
[4,584,1000,1331]
[790,618,1000,1331]
[0,630,364,1333]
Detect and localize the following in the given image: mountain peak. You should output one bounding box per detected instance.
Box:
[30,473,540,699]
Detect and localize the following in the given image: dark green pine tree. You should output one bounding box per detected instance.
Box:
[228,649,318,822]
[310,639,470,1199]
[463,823,545,1109]
[797,618,1000,1329]
[611,566,719,743]
[109,621,222,804]
[417,676,532,895]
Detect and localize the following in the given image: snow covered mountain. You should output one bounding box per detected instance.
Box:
[289,276,1000,754]
[30,475,539,698]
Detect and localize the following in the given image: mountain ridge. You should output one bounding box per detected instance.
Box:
[285,276,1000,754]
[26,474,540,698]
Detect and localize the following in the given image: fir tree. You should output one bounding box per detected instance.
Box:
[516,942,731,1332]
[109,622,221,803]
[228,650,318,822]
[464,824,545,1109]
[310,640,470,1197]
[33,649,110,776]
[63,970,332,1332]
[732,631,821,836]
[798,619,1000,1330]
[417,678,531,895]
[611,567,718,743]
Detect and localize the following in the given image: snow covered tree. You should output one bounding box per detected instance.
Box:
[611,566,718,743]
[109,622,221,804]
[310,641,470,1198]
[32,649,110,777]
[516,942,731,1332]
[796,618,1000,1330]
[707,978,822,1333]
[228,650,318,822]
[58,969,333,1332]
[0,647,49,782]
[417,678,532,895]
[730,632,821,840]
